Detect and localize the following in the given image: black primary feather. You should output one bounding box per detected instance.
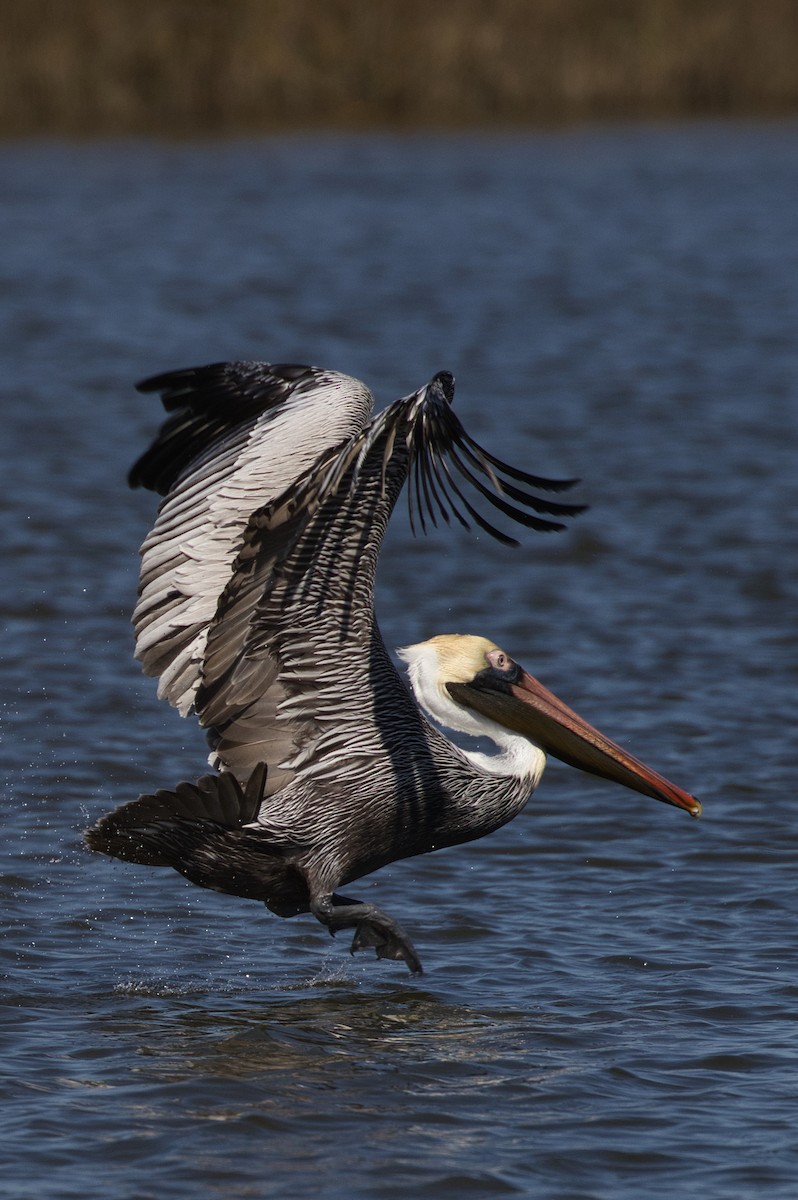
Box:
[130,362,326,495]
[403,374,585,546]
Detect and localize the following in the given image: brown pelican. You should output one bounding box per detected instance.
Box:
[86,363,701,975]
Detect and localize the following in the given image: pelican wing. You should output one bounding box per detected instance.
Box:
[181,371,584,788]
[129,362,374,717]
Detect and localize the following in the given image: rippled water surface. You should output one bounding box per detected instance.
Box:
[2,126,798,1199]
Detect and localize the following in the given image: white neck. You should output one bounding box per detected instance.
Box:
[462,736,546,783]
[398,642,547,785]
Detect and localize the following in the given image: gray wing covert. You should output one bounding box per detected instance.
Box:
[194,387,418,791]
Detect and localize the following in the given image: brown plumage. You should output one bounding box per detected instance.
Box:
[86,363,699,975]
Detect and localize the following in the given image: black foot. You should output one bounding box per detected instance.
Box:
[312,894,423,976]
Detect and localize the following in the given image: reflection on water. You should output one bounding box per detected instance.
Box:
[2,124,798,1198]
[106,988,527,1085]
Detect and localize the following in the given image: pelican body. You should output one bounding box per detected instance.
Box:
[86,363,700,974]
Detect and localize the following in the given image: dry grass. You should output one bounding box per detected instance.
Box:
[2,0,798,135]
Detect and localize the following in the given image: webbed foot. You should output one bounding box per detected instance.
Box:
[312,894,423,976]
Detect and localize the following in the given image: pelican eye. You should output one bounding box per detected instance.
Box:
[487,649,512,673]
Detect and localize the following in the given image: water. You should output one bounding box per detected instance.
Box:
[2,125,797,1199]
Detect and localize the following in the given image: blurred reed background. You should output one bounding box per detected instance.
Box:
[2,0,797,135]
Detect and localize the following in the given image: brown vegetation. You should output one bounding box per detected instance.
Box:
[2,0,797,135]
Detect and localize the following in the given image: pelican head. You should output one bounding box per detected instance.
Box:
[398,635,701,817]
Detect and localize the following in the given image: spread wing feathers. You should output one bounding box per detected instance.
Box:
[403,376,585,544]
[129,362,374,717]
[185,370,584,787]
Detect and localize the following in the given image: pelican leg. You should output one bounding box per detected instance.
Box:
[311,894,423,976]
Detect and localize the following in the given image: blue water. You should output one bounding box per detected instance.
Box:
[2,125,798,1199]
